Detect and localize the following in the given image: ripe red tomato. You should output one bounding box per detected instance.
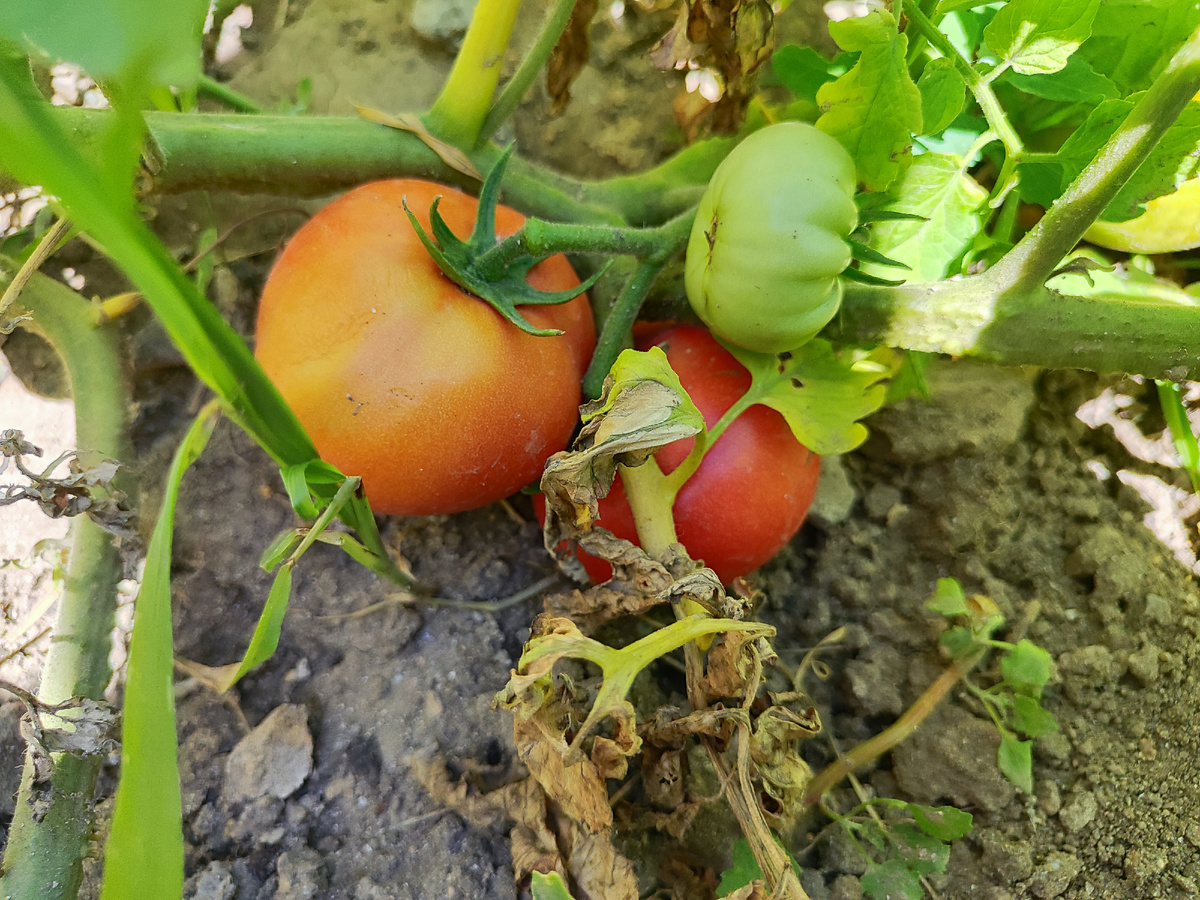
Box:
[537,324,820,584]
[255,179,595,515]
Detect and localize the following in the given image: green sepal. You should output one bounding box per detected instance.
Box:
[856,207,928,223]
[841,266,908,287]
[401,143,606,336]
[847,238,911,270]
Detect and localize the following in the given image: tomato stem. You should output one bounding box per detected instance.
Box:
[424,0,522,149]
[617,457,679,558]
[479,0,579,144]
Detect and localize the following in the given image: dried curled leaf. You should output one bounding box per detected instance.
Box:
[541,346,704,549]
[547,0,599,114]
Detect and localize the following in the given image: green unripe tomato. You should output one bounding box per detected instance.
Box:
[684,122,858,354]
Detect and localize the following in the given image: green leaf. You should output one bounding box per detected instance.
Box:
[925,577,969,617]
[224,564,294,690]
[997,733,1034,793]
[717,838,762,894]
[909,803,974,841]
[917,58,966,136]
[716,837,802,894]
[280,458,346,519]
[861,154,987,282]
[1005,53,1118,102]
[983,0,1100,76]
[938,625,976,658]
[862,859,922,900]
[817,10,923,191]
[721,339,889,455]
[260,529,302,572]
[1157,380,1200,493]
[531,872,576,900]
[1012,694,1059,738]
[1046,250,1200,306]
[101,402,219,900]
[1080,0,1200,94]
[1018,95,1200,221]
[770,44,841,102]
[0,0,208,88]
[1105,101,1200,222]
[1001,639,1053,696]
[893,823,951,876]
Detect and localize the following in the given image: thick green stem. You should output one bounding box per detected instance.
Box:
[478,209,694,276]
[582,259,667,398]
[8,106,716,227]
[988,24,1200,294]
[0,264,132,900]
[834,276,1200,379]
[424,0,523,148]
[480,0,578,144]
[617,458,678,557]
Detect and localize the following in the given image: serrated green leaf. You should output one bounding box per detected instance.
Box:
[893,823,951,876]
[909,803,974,841]
[1001,639,1053,696]
[925,577,969,617]
[917,58,966,136]
[997,733,1034,793]
[721,339,888,455]
[1080,0,1200,94]
[531,872,576,900]
[1012,694,1059,738]
[1005,53,1118,102]
[861,154,987,282]
[817,10,922,191]
[984,0,1100,76]
[862,859,923,900]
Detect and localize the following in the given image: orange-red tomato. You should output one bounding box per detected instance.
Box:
[255,179,595,515]
[537,325,820,584]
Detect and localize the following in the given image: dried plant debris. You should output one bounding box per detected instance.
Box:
[652,0,775,134]
[0,429,133,535]
[493,349,819,898]
[547,0,600,114]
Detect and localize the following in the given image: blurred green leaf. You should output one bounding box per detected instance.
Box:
[1080,0,1200,94]
[892,823,950,876]
[997,733,1034,793]
[716,837,801,895]
[100,401,218,900]
[1157,380,1200,492]
[1001,639,1053,696]
[531,872,576,900]
[1012,694,1059,737]
[926,577,969,617]
[862,858,922,900]
[908,803,973,841]
[222,564,294,691]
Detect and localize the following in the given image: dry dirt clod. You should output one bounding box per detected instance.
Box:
[223,703,313,804]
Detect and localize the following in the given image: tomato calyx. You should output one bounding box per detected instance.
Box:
[402,144,608,336]
[841,206,926,288]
